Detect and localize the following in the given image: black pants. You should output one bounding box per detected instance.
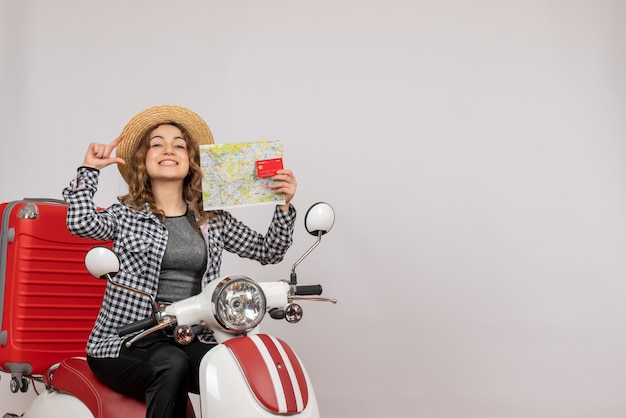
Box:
[87,334,216,418]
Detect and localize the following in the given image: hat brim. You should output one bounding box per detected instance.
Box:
[117,105,214,183]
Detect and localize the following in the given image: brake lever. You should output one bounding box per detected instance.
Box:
[292,296,337,304]
[124,317,175,348]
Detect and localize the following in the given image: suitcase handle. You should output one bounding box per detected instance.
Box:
[22,198,67,205]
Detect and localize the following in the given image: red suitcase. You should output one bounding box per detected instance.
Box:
[0,198,110,392]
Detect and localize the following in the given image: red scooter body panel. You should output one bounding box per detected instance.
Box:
[0,199,110,377]
[224,334,309,414]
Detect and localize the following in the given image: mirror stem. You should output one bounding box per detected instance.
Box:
[106,274,160,314]
[290,231,323,286]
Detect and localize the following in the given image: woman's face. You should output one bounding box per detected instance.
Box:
[145,124,190,182]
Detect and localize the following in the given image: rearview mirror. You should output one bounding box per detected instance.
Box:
[85,246,120,279]
[304,202,335,236]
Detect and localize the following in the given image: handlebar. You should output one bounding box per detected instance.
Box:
[117,316,158,337]
[116,284,326,336]
[294,284,323,296]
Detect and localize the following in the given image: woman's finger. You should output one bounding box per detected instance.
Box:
[109,134,125,149]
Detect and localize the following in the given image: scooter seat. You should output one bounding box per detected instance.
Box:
[45,357,146,418]
[46,357,195,418]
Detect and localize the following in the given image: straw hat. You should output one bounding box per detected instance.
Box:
[116,105,214,183]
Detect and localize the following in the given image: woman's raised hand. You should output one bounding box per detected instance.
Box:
[271,169,297,212]
[82,134,126,170]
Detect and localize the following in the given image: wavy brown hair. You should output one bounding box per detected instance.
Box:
[118,122,213,227]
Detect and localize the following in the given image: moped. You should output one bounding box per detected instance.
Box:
[4,202,336,418]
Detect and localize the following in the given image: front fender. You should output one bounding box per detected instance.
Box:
[200,335,319,418]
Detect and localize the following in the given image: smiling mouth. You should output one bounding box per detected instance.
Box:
[159,160,178,166]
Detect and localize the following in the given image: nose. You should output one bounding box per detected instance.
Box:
[163,141,175,154]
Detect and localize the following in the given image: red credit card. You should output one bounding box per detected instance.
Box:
[256,158,283,178]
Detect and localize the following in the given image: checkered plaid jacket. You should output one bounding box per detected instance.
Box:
[63,167,296,358]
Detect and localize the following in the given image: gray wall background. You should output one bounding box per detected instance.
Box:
[1,1,626,417]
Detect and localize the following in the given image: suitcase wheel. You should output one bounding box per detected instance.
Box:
[9,376,29,393]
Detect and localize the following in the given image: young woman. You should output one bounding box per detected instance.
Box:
[63,105,297,417]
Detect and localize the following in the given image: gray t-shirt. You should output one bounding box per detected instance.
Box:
[156,211,208,302]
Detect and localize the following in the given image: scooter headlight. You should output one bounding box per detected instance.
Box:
[212,275,266,333]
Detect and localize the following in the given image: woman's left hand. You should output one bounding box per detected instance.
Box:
[271,169,297,212]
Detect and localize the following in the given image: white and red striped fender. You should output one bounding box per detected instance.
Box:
[198,334,319,417]
[225,334,309,413]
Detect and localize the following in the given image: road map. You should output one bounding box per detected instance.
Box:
[200,140,285,210]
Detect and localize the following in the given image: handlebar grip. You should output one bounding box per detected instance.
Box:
[294,285,323,296]
[117,316,158,337]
